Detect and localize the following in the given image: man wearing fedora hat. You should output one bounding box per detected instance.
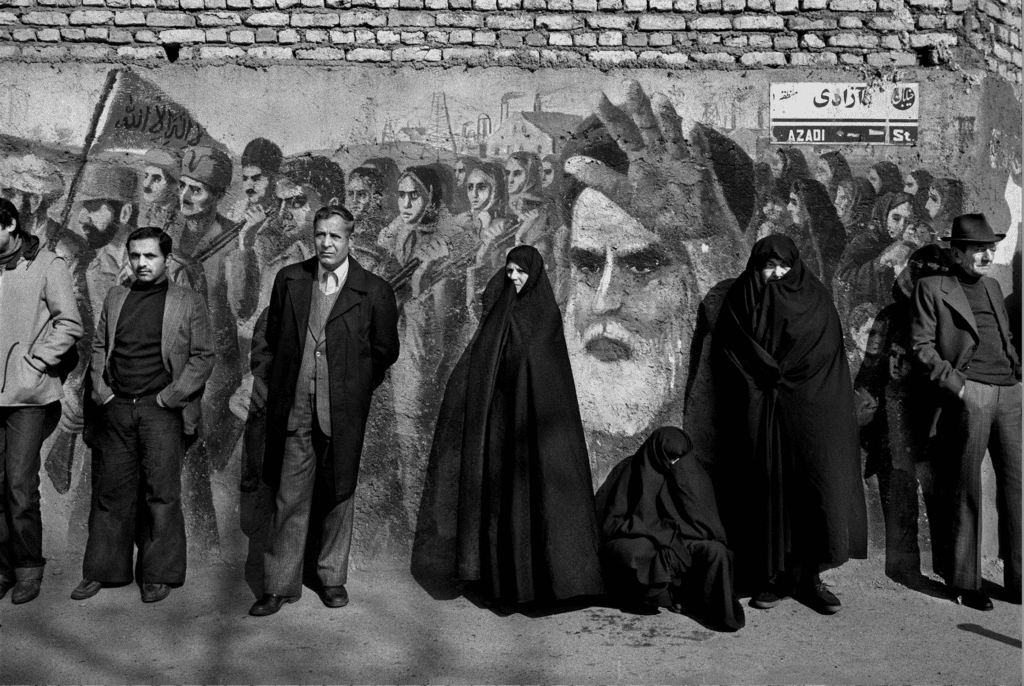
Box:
[910,212,1021,610]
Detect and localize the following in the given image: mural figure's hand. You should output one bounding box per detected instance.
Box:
[238,204,267,251]
[565,80,742,242]
[57,393,85,434]
[854,387,878,426]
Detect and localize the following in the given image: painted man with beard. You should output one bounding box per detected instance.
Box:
[46,164,139,456]
[0,154,80,257]
[229,156,344,491]
[558,81,746,481]
[137,149,181,232]
[171,146,244,545]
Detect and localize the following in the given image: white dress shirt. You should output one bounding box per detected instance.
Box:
[317,257,349,295]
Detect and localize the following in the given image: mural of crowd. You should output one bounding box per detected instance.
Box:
[0,69,1020,574]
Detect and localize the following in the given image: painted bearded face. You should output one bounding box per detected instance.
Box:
[564,188,691,436]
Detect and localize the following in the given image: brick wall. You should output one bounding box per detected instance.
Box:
[0,0,1019,83]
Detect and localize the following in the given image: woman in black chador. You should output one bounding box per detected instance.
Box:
[712,235,867,615]
[598,427,745,631]
[413,244,604,607]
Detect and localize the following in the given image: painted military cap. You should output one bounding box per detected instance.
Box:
[181,146,233,195]
[76,163,138,203]
[142,148,181,180]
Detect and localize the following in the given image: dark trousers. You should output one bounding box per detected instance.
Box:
[936,380,1022,592]
[263,393,354,597]
[83,395,187,585]
[0,403,60,582]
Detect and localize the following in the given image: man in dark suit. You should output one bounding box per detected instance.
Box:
[911,213,1021,610]
[249,205,399,616]
[72,227,215,603]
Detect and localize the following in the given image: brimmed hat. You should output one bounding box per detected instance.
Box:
[181,146,233,195]
[941,213,1005,243]
[76,164,137,204]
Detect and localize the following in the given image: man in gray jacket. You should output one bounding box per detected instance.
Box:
[72,226,215,604]
[0,197,84,604]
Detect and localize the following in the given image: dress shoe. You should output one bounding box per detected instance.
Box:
[954,588,993,611]
[796,581,841,614]
[0,578,14,601]
[71,578,102,600]
[320,585,349,608]
[140,583,171,603]
[12,580,41,604]
[249,593,297,616]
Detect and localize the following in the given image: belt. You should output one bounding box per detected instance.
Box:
[112,390,159,402]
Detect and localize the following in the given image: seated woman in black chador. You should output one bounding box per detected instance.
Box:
[413,244,604,608]
[597,427,745,631]
[712,235,867,615]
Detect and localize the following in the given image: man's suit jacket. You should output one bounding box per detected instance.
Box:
[256,256,399,505]
[910,273,1021,431]
[90,279,216,435]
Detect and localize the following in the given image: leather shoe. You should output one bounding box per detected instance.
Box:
[249,593,296,616]
[0,578,13,601]
[140,583,171,603]
[751,589,782,610]
[797,581,841,615]
[955,588,994,611]
[71,578,102,600]
[320,585,349,608]
[12,580,41,604]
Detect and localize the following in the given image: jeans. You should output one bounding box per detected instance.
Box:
[0,403,60,582]
[83,395,187,585]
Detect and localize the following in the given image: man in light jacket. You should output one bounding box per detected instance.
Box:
[72,226,214,604]
[0,197,84,604]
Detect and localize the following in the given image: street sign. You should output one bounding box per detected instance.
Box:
[769,82,920,145]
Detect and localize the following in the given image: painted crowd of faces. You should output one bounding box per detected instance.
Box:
[1,87,1021,504]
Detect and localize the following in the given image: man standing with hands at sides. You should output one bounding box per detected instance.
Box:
[0,198,83,604]
[72,227,214,604]
[911,213,1021,610]
[249,205,399,617]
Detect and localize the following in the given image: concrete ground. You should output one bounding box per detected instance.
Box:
[1,551,1020,684]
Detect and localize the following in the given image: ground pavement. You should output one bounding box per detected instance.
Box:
[1,549,1020,684]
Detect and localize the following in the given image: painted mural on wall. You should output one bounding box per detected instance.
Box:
[0,65,1020,568]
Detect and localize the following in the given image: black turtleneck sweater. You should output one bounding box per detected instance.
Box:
[956,268,1017,386]
[109,278,172,396]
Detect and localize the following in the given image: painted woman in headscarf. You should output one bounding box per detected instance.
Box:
[748,163,788,240]
[413,245,604,609]
[833,191,914,321]
[454,160,513,311]
[770,147,812,189]
[782,178,847,291]
[379,166,469,514]
[833,176,877,240]
[712,236,867,614]
[597,427,745,631]
[923,177,965,242]
[505,151,558,265]
[814,151,853,202]
[902,169,934,231]
[868,161,903,197]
